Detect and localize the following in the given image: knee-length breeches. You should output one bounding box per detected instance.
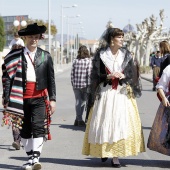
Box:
[20,97,46,138]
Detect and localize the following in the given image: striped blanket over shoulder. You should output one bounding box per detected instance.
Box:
[4,49,24,117]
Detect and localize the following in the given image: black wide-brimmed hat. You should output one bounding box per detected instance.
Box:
[18,23,47,36]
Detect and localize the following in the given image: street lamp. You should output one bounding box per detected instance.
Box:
[13,16,27,30]
[48,0,51,53]
[70,22,82,62]
[60,4,77,69]
[66,15,80,63]
[73,26,84,59]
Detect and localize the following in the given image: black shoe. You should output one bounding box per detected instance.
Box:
[152,87,156,91]
[74,120,78,126]
[111,160,121,168]
[101,157,108,162]
[78,120,86,127]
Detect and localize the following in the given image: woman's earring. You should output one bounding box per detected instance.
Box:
[111,40,114,46]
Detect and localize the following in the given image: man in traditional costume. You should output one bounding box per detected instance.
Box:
[2,23,56,170]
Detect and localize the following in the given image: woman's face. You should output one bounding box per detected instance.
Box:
[111,35,124,48]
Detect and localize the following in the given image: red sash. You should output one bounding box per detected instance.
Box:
[23,82,47,99]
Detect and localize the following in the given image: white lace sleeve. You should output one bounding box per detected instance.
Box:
[156,65,170,92]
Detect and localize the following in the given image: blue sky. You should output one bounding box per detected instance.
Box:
[1,0,170,39]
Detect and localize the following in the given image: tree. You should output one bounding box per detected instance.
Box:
[0,16,6,51]
[32,19,57,36]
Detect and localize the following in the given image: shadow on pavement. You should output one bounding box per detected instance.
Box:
[51,123,86,132]
[10,157,123,168]
[142,126,152,130]
[0,145,17,151]
[0,164,20,170]
[9,157,170,168]
[122,158,170,168]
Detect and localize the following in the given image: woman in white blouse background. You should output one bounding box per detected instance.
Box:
[148,64,170,155]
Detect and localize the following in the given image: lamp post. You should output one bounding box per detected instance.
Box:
[48,0,51,53]
[66,15,80,63]
[13,16,27,30]
[60,4,77,69]
[73,26,84,59]
[71,22,82,62]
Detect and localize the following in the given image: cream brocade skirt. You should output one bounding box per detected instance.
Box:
[82,86,145,158]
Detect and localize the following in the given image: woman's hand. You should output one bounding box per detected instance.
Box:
[157,88,170,107]
[107,72,125,79]
[162,97,170,107]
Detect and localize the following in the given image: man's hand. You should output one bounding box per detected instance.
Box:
[50,101,56,115]
[2,98,8,108]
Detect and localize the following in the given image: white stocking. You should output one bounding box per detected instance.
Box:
[21,138,33,164]
[21,138,33,153]
[32,137,44,153]
[32,137,44,163]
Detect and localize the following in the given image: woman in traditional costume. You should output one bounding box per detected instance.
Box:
[82,27,145,167]
[147,41,170,155]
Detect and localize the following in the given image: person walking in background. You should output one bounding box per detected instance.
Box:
[9,32,25,50]
[147,63,170,156]
[2,34,25,150]
[2,63,21,151]
[71,45,92,127]
[82,27,145,167]
[2,23,56,170]
[159,41,170,78]
[150,51,162,91]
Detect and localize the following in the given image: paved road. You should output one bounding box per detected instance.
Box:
[0,68,170,170]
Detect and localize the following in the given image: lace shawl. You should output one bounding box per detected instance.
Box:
[86,46,142,111]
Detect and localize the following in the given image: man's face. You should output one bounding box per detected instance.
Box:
[24,34,41,48]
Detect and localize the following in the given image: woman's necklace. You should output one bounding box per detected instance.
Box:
[112,50,119,71]
[112,50,119,63]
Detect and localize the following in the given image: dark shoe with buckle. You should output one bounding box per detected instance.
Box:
[12,141,20,150]
[101,157,108,162]
[111,160,121,168]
